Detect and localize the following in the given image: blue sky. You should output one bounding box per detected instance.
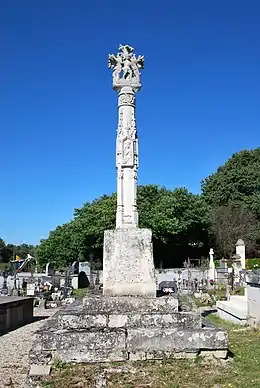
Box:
[0,0,259,245]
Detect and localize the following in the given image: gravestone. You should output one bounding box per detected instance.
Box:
[236,239,245,268]
[71,261,79,289]
[79,262,90,276]
[26,283,35,296]
[45,262,54,277]
[71,261,79,275]
[232,254,242,284]
[235,239,246,276]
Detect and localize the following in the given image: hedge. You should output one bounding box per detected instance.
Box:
[246,258,260,270]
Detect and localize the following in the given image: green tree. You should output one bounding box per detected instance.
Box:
[15,244,36,260]
[201,148,260,216]
[202,148,260,256]
[0,238,7,262]
[73,193,117,267]
[211,203,260,258]
[0,239,16,263]
[36,222,80,269]
[138,185,210,267]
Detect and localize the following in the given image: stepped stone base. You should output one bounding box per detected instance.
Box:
[29,297,228,368]
[103,228,156,297]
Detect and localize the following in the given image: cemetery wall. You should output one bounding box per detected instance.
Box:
[0,296,34,333]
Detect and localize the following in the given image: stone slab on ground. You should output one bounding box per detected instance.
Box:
[217,295,247,325]
[29,364,51,376]
[103,228,156,297]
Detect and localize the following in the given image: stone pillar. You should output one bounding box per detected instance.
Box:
[103,45,156,297]
[208,248,216,282]
[116,86,138,228]
[236,239,246,270]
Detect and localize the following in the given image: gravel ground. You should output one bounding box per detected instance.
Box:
[0,308,58,388]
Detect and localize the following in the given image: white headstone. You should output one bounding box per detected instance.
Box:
[236,239,246,269]
[71,261,79,275]
[71,275,78,290]
[45,262,54,276]
[26,283,35,296]
[79,262,91,276]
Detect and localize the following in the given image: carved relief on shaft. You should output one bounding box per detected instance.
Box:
[109,45,144,229]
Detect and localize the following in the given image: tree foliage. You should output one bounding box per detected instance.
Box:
[201,148,260,215]
[0,239,36,264]
[202,148,260,256]
[211,203,260,258]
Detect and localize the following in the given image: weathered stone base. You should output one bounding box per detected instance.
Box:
[83,295,178,314]
[29,297,228,368]
[38,328,227,364]
[103,228,156,297]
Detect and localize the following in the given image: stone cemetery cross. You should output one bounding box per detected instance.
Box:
[27,46,229,368]
[108,44,143,228]
[103,45,156,297]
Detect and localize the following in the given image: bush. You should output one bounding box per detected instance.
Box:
[0,263,9,271]
[71,288,88,299]
[214,259,226,268]
[230,286,245,296]
[246,258,260,270]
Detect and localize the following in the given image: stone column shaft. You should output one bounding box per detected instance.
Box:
[116,86,138,228]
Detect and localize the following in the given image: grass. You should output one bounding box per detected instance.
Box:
[71,288,89,299]
[41,315,260,388]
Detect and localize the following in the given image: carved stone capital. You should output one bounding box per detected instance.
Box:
[118,92,135,107]
[108,44,144,92]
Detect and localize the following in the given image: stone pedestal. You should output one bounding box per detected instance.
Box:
[103,228,156,297]
[29,296,228,365]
